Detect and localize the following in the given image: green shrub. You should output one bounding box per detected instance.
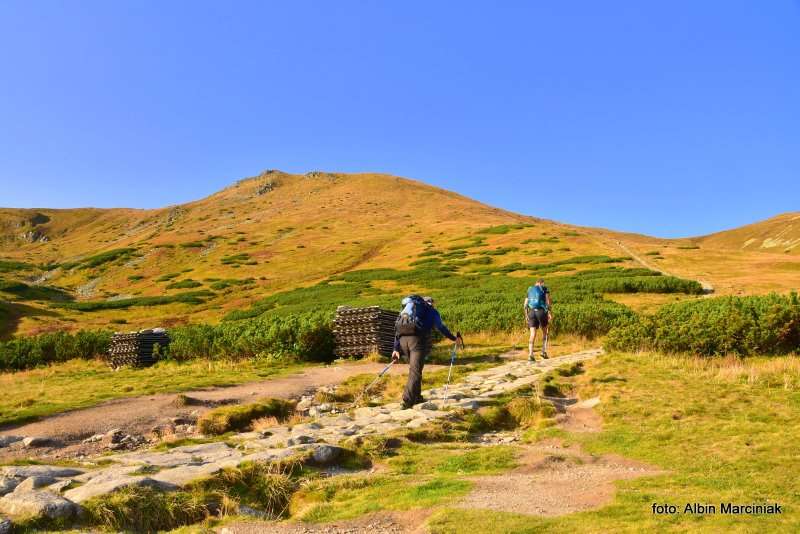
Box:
[209,278,252,290]
[166,279,203,290]
[0,329,112,371]
[479,247,518,256]
[168,312,335,362]
[0,280,72,301]
[53,291,214,311]
[606,293,800,356]
[222,253,251,265]
[63,248,137,270]
[477,224,532,235]
[0,259,35,273]
[197,398,294,435]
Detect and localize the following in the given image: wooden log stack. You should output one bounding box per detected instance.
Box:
[333,306,399,358]
[108,328,170,369]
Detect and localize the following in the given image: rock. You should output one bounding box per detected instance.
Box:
[0,479,19,497]
[149,424,176,440]
[102,429,126,446]
[65,475,171,504]
[310,445,343,466]
[114,442,241,468]
[317,403,333,413]
[1,466,83,479]
[0,437,22,449]
[47,480,73,493]
[0,517,11,534]
[414,402,438,411]
[238,504,268,518]
[82,434,104,444]
[21,437,52,448]
[389,409,418,422]
[171,416,195,425]
[0,490,78,521]
[286,435,315,446]
[12,476,56,493]
[150,462,236,487]
[456,400,480,410]
[576,397,601,409]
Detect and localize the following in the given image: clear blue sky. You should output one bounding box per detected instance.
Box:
[1,1,798,237]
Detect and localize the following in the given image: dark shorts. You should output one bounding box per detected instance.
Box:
[527,308,549,329]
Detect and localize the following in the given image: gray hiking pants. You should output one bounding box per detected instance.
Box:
[399,335,429,407]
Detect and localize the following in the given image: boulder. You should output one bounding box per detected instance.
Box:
[414,402,438,411]
[0,479,19,497]
[310,445,343,466]
[0,490,78,521]
[1,466,83,479]
[286,435,316,446]
[65,472,173,504]
[12,476,56,494]
[47,480,73,493]
[0,437,22,449]
[21,437,53,448]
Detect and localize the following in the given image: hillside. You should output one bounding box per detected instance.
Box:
[0,171,797,338]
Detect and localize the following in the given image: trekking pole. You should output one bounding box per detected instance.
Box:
[352,360,395,408]
[442,341,458,404]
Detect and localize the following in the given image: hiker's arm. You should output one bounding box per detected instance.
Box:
[392,335,401,361]
[433,312,457,341]
[523,298,529,319]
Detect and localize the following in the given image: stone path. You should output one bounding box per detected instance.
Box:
[0,349,601,525]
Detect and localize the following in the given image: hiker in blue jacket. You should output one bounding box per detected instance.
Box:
[524,278,553,361]
[392,296,463,409]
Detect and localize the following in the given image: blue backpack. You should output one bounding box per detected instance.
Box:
[396,295,430,336]
[527,285,549,310]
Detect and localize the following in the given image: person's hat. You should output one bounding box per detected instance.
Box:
[423,296,434,304]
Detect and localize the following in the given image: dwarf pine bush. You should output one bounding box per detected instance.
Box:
[606,293,800,356]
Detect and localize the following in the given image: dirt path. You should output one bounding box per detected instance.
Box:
[458,440,658,516]
[0,361,443,462]
[219,511,429,534]
[458,393,660,517]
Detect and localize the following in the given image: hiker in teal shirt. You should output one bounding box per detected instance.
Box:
[524,278,552,361]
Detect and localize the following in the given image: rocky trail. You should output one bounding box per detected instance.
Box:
[0,361,444,463]
[0,348,657,532]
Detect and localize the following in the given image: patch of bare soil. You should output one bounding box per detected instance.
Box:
[558,397,603,433]
[218,510,430,534]
[458,397,660,517]
[0,362,443,463]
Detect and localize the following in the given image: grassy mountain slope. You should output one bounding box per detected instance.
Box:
[0,171,796,337]
[699,212,800,253]
[0,171,624,336]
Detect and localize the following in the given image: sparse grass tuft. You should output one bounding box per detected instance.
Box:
[197,398,294,435]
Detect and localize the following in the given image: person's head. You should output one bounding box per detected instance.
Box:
[536,278,545,286]
[423,296,435,307]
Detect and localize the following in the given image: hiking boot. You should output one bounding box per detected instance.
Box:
[528,354,537,362]
[541,351,549,359]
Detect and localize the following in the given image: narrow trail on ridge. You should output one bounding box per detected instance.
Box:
[609,238,714,294]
